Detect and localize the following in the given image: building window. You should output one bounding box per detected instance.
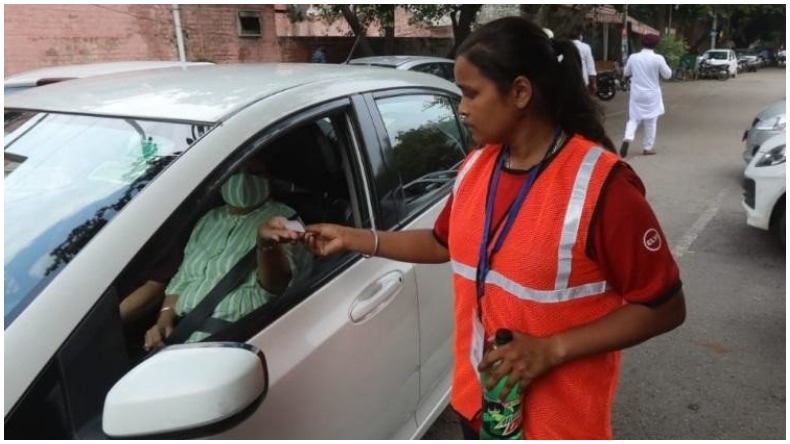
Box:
[238,11,261,37]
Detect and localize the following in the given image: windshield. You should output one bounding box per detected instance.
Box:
[705,51,728,60]
[4,111,208,326]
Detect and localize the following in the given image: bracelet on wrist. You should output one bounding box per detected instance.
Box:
[362,228,379,258]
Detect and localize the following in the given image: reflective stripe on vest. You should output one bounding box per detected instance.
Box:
[556,147,604,289]
[453,148,484,196]
[452,259,610,303]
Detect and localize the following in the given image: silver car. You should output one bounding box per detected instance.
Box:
[348,55,455,82]
[3,60,212,96]
[742,100,786,163]
[5,64,471,439]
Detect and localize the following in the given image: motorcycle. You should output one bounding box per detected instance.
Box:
[596,63,630,101]
[697,59,729,81]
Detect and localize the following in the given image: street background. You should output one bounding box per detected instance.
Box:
[423,67,786,440]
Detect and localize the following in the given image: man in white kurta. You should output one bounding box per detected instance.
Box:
[570,26,597,95]
[620,34,672,157]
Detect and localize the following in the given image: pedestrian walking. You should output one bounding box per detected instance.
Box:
[310,46,327,64]
[302,17,685,440]
[619,34,673,157]
[569,25,598,95]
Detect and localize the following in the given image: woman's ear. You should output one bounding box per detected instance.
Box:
[512,75,533,110]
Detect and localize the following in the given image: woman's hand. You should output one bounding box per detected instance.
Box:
[477,331,565,399]
[258,216,303,245]
[302,223,348,256]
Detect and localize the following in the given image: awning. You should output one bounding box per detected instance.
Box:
[587,5,659,36]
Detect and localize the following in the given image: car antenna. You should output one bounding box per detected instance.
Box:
[343,33,363,64]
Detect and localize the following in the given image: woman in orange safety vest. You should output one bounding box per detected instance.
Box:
[302,17,686,440]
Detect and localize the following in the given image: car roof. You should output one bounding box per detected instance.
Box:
[4,61,213,87]
[4,63,459,123]
[348,55,454,67]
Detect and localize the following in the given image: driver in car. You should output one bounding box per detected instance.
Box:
[143,155,310,350]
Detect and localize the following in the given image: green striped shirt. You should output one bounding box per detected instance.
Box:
[166,201,308,342]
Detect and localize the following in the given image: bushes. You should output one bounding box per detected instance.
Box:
[657,34,688,69]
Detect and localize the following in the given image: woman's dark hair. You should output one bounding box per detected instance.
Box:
[456,17,615,153]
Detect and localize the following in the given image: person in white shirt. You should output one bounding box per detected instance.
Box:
[570,25,597,95]
[619,33,672,157]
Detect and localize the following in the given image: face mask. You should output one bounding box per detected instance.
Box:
[220,172,270,209]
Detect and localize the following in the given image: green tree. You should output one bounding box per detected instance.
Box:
[625,5,785,52]
[313,5,398,58]
[519,4,597,39]
[404,5,483,58]
[656,33,687,69]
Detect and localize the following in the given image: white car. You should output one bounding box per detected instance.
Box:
[701,49,738,78]
[4,64,470,439]
[743,133,786,246]
[348,55,456,82]
[742,100,786,164]
[4,60,212,96]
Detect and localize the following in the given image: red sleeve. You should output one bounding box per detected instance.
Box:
[433,194,453,247]
[589,163,681,306]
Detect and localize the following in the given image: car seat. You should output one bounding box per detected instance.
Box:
[263,122,352,226]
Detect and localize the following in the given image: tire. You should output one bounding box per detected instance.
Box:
[596,84,615,101]
[772,200,785,248]
[717,70,728,81]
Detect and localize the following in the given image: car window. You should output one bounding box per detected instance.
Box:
[440,62,456,82]
[411,62,454,82]
[3,111,205,325]
[374,94,467,218]
[113,107,371,356]
[705,51,728,60]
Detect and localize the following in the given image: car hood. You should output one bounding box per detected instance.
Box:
[705,59,730,65]
[757,100,786,120]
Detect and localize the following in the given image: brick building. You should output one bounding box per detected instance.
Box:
[4,4,453,76]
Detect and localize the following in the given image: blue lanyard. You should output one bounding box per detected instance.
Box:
[475,129,561,300]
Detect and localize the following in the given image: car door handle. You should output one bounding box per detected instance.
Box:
[349,271,404,323]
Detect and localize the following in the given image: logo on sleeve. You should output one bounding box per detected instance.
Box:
[643,228,662,252]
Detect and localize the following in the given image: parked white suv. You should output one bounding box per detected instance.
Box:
[701,49,738,78]
[743,133,786,246]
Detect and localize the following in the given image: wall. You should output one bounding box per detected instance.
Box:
[279,36,455,64]
[5,4,177,76]
[177,4,281,63]
[4,4,282,75]
[4,4,451,75]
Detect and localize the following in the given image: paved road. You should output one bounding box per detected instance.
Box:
[423,67,786,440]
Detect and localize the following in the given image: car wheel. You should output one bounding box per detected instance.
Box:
[778,205,785,248]
[772,199,785,248]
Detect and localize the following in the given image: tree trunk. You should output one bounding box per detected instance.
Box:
[339,5,375,57]
[446,5,481,59]
[382,5,395,55]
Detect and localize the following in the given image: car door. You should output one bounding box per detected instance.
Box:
[363,90,469,428]
[213,100,421,439]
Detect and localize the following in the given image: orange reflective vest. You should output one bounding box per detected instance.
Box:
[448,136,621,439]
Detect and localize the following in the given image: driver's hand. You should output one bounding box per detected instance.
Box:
[258,216,304,244]
[144,320,173,351]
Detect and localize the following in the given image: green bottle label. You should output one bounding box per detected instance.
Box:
[481,378,523,439]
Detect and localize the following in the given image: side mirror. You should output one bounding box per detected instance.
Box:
[102,342,267,439]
